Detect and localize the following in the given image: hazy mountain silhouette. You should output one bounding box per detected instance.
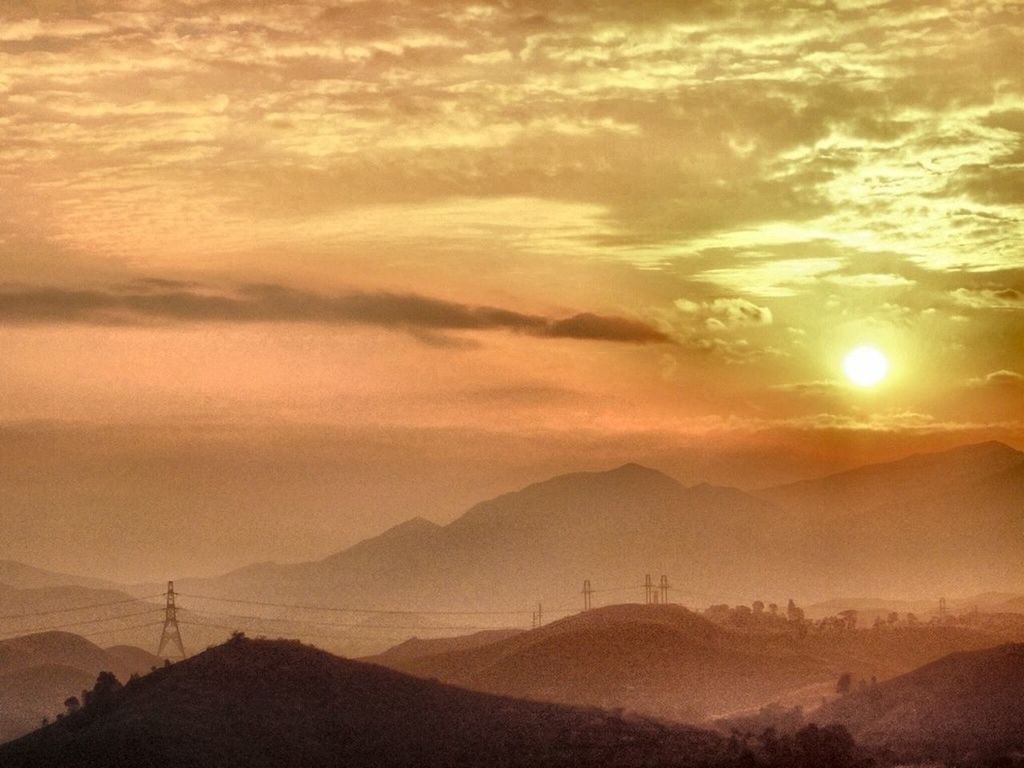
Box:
[759,441,1024,596]
[0,634,870,768]
[178,463,781,621]
[0,562,117,592]
[153,441,1024,651]
[818,643,1024,763]
[0,631,159,743]
[761,441,1024,514]
[373,603,1024,724]
[0,583,169,651]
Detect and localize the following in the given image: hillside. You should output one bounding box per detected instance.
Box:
[0,583,166,650]
[364,628,524,667]
[379,604,832,722]
[0,632,159,743]
[818,643,1024,763]
[0,635,870,768]
[374,604,1024,724]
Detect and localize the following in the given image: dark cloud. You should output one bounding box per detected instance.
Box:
[0,281,670,344]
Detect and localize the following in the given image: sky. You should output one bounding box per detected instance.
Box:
[1,0,1022,581]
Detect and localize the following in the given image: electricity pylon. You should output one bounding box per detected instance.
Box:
[157,580,186,660]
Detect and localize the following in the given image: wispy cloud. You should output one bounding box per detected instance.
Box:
[0,281,670,344]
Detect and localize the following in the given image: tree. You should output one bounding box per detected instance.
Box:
[787,599,805,623]
[84,671,122,708]
[887,611,900,626]
[752,600,765,616]
[836,672,853,695]
[64,695,80,714]
[837,609,858,631]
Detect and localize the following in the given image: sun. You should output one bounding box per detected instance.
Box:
[843,345,889,387]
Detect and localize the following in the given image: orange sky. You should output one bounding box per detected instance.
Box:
[0,0,1022,580]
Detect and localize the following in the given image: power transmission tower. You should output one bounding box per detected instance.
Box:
[582,579,593,611]
[157,580,186,660]
[644,574,653,604]
[659,575,670,604]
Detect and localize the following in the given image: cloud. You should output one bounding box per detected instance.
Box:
[770,380,841,396]
[824,273,915,288]
[0,281,669,344]
[674,296,773,329]
[950,287,1023,311]
[969,370,1024,390]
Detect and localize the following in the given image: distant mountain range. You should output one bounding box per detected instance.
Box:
[0,562,119,592]
[0,631,159,743]
[164,441,1023,631]
[5,440,1023,655]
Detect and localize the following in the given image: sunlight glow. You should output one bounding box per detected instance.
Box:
[843,345,889,387]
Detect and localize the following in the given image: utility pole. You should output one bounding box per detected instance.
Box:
[938,597,947,621]
[659,575,670,604]
[537,602,543,627]
[157,580,186,660]
[582,579,593,611]
[644,574,653,605]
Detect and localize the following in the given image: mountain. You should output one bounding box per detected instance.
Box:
[156,441,1024,656]
[0,562,119,592]
[0,635,869,768]
[174,464,782,645]
[0,583,166,651]
[0,631,160,743]
[757,441,1024,597]
[818,643,1024,763]
[373,603,1024,724]
[760,440,1024,514]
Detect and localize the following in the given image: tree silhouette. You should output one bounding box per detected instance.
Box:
[836,672,853,695]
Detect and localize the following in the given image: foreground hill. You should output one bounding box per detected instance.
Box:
[0,636,869,768]
[818,643,1024,763]
[374,604,1024,724]
[0,632,160,743]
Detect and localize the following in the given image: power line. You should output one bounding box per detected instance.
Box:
[79,620,166,639]
[176,593,544,618]
[178,619,411,645]
[0,595,163,621]
[181,606,514,633]
[0,608,164,640]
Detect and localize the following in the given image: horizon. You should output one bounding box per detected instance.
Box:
[2,435,1021,598]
